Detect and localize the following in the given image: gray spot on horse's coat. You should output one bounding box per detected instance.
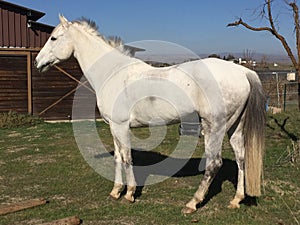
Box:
[149,96,157,102]
[238,158,245,169]
[204,159,223,180]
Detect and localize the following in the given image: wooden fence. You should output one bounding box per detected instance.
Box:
[258,71,298,111]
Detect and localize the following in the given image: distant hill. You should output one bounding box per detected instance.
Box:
[136,52,292,65]
[199,52,292,64]
[136,53,200,65]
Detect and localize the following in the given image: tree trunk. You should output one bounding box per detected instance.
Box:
[298,81,300,111]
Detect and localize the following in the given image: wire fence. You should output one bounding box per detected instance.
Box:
[257,71,298,111]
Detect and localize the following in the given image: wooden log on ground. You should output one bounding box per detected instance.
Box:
[40,216,82,225]
[0,198,47,216]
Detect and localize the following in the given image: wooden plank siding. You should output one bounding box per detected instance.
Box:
[0,55,28,113]
[1,7,10,47]
[31,53,99,120]
[0,6,26,47]
[20,13,27,47]
[0,3,51,48]
[0,50,99,120]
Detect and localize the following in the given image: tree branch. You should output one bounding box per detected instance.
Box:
[267,0,277,32]
[227,18,274,34]
[227,0,298,70]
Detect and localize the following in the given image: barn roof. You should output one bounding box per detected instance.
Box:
[27,20,55,33]
[0,1,45,21]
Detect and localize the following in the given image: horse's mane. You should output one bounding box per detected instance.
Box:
[73,18,130,55]
[73,18,99,36]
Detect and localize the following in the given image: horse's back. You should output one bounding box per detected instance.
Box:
[185,58,253,99]
[179,58,252,83]
[177,58,253,126]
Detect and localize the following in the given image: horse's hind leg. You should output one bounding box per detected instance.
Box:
[183,155,222,214]
[182,122,224,214]
[227,121,245,209]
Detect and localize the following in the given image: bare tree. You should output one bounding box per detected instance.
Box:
[228,0,300,110]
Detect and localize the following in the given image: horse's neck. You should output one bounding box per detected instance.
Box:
[72,32,115,73]
[71,30,136,91]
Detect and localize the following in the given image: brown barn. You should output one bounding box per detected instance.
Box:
[0,0,95,120]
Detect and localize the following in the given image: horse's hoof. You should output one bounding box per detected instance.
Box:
[108,194,120,201]
[181,206,196,214]
[121,196,135,204]
[227,202,240,209]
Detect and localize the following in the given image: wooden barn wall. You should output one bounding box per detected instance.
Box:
[31,53,100,120]
[28,24,52,48]
[0,50,99,120]
[0,6,51,48]
[0,55,28,113]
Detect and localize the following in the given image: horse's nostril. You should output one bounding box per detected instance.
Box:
[34,60,37,67]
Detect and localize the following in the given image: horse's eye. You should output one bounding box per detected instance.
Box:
[51,37,57,41]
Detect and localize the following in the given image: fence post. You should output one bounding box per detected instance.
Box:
[276,72,281,108]
[284,84,287,111]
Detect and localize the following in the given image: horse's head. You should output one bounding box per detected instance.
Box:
[35,15,74,72]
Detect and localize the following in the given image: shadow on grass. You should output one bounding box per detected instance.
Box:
[96,149,257,208]
[120,149,256,208]
[268,116,299,141]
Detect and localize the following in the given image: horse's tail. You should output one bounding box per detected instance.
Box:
[244,70,266,197]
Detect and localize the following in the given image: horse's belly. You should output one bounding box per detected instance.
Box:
[129,97,184,127]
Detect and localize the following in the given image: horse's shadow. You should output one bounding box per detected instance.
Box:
[116,149,255,207]
[96,149,257,207]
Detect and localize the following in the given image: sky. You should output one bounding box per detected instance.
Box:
[7,0,297,57]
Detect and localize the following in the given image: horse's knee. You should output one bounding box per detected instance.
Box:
[120,148,132,165]
[206,157,222,174]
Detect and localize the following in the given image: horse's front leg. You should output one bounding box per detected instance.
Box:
[109,141,124,200]
[110,122,136,202]
[123,163,136,202]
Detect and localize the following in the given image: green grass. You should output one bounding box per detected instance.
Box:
[0,110,299,225]
[0,111,43,129]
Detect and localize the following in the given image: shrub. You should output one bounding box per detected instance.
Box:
[0,111,44,129]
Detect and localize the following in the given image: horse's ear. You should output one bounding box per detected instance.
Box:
[59,14,70,27]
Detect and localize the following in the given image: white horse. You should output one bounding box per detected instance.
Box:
[35,15,266,214]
